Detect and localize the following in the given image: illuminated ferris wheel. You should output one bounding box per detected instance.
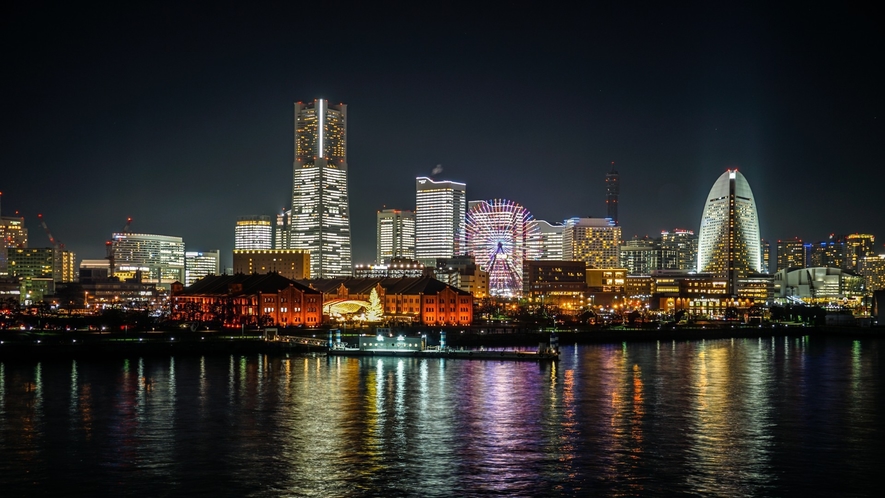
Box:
[465,199,538,298]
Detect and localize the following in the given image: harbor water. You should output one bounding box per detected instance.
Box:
[0,336,882,496]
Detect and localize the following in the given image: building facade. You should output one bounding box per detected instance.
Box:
[376,209,416,264]
[774,267,864,303]
[563,217,621,269]
[660,229,697,271]
[522,260,587,312]
[619,237,660,275]
[697,169,762,294]
[415,177,466,265]
[434,255,489,298]
[776,238,806,272]
[233,249,310,281]
[111,232,185,285]
[274,209,292,249]
[235,215,273,250]
[305,276,473,326]
[7,248,54,279]
[291,99,352,278]
[185,250,220,286]
[845,233,876,272]
[0,214,28,275]
[171,273,323,327]
[860,255,885,294]
[528,220,564,261]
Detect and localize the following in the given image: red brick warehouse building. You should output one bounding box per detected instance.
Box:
[171,273,322,327]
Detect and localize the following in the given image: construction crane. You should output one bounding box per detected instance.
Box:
[37,213,65,250]
[106,217,132,278]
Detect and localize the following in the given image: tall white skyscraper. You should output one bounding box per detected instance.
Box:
[376,209,416,264]
[697,169,762,294]
[291,99,351,278]
[234,215,273,250]
[415,177,466,265]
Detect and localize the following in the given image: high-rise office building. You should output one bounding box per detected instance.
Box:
[415,177,466,265]
[563,217,621,269]
[761,239,771,274]
[376,209,416,264]
[619,236,659,275]
[845,233,876,272]
[860,254,885,294]
[809,235,846,269]
[0,214,28,275]
[605,163,620,225]
[660,229,697,271]
[235,215,273,250]
[0,216,27,248]
[776,238,806,272]
[697,169,762,294]
[112,232,185,285]
[185,250,220,286]
[7,248,54,279]
[290,99,351,278]
[274,209,292,249]
[233,249,310,281]
[528,220,564,261]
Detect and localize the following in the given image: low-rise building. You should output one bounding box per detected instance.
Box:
[305,276,473,326]
[523,260,587,313]
[171,273,322,327]
[774,267,864,304]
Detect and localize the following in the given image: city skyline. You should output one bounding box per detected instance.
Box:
[2,5,883,269]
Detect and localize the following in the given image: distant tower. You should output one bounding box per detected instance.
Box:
[605,162,620,225]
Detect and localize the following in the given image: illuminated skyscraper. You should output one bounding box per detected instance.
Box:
[234,215,273,250]
[660,229,697,271]
[185,250,220,286]
[563,217,621,269]
[415,177,466,265]
[605,163,620,225]
[845,233,876,272]
[112,232,185,285]
[376,209,416,264]
[528,220,564,261]
[761,238,771,274]
[697,169,762,294]
[274,209,292,249]
[291,99,351,278]
[776,238,806,272]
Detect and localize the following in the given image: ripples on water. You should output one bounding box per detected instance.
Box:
[0,337,882,497]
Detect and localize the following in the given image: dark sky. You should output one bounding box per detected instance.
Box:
[2,3,883,268]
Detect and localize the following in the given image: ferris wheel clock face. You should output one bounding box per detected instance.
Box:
[465,199,537,298]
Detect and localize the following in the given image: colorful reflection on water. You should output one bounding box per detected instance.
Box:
[0,337,882,496]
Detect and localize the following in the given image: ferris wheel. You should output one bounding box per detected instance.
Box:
[465,199,538,298]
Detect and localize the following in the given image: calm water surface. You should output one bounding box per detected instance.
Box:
[1,336,882,497]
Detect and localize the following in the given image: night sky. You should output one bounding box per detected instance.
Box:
[2,4,883,268]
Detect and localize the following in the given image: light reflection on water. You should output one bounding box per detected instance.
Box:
[0,337,883,496]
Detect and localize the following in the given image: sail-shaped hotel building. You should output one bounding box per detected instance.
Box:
[697,169,762,294]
